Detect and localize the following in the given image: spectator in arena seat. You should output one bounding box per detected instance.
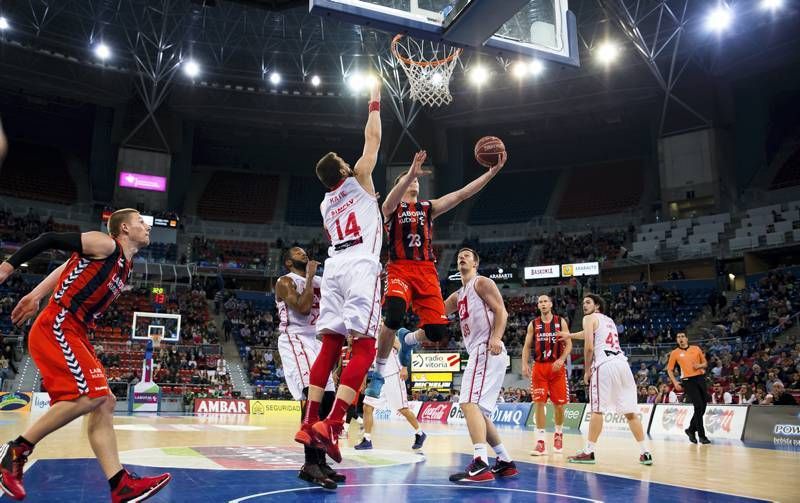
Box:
[710,383,731,404]
[656,383,678,404]
[788,373,800,390]
[762,381,798,405]
[635,363,649,386]
[766,370,781,394]
[645,386,658,404]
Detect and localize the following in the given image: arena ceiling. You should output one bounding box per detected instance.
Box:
[0,0,798,147]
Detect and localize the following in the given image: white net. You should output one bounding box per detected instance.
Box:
[391,34,462,107]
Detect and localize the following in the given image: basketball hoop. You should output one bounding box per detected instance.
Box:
[391,34,462,107]
[151,333,163,349]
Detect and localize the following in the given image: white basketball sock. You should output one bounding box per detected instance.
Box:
[585,441,595,454]
[536,428,546,441]
[492,443,512,462]
[364,433,371,441]
[473,443,488,464]
[638,441,648,454]
[555,425,563,433]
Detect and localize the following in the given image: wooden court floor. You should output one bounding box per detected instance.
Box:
[2,411,798,502]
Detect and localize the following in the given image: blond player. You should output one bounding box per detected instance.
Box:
[565,294,653,465]
[445,248,518,483]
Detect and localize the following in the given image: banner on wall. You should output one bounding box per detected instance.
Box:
[249,400,301,418]
[411,353,460,372]
[580,404,654,433]
[649,404,747,440]
[32,392,51,412]
[417,401,452,423]
[194,398,250,414]
[524,265,560,280]
[526,403,586,433]
[561,262,599,277]
[372,401,423,422]
[491,403,532,426]
[0,392,32,412]
[743,405,800,448]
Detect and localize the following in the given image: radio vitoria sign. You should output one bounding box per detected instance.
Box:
[411,352,461,372]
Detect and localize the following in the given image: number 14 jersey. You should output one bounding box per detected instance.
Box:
[321,177,383,259]
[591,312,627,368]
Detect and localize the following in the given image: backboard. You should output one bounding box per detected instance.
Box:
[131,312,181,345]
[310,0,579,66]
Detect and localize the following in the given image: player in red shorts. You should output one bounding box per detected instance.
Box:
[0,209,171,502]
[521,294,571,456]
[368,149,506,395]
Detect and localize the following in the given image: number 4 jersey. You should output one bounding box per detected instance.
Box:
[321,177,383,259]
[590,312,627,368]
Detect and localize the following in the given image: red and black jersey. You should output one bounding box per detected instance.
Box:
[51,240,133,327]
[386,200,436,262]
[532,314,567,363]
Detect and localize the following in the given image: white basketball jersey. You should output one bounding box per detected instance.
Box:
[277,272,321,337]
[457,276,494,354]
[590,312,626,368]
[320,177,382,259]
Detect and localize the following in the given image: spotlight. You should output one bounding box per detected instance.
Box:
[469,66,489,86]
[94,43,111,61]
[511,61,528,79]
[183,60,200,78]
[760,0,782,10]
[366,74,378,87]
[0,16,9,30]
[706,4,733,32]
[269,72,281,85]
[347,73,366,91]
[529,60,544,76]
[310,75,321,87]
[596,41,620,64]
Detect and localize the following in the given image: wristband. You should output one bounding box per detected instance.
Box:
[368,101,380,113]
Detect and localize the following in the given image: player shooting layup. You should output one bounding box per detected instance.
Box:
[565,294,653,466]
[445,248,518,483]
[275,246,343,489]
[369,149,506,396]
[294,80,384,469]
[0,209,171,502]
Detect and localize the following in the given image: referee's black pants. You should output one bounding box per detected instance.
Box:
[682,375,708,437]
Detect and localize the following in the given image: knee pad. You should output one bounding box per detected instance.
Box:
[339,337,377,391]
[423,323,447,342]
[319,390,336,419]
[309,333,345,387]
[383,297,407,330]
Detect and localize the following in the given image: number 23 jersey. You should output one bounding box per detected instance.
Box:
[321,177,383,259]
[386,201,436,262]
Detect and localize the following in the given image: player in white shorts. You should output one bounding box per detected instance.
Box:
[355,336,426,451]
[445,248,518,483]
[275,246,342,489]
[565,294,653,466]
[295,80,385,470]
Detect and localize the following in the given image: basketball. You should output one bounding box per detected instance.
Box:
[474,136,506,168]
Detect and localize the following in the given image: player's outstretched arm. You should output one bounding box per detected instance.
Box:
[381,150,430,220]
[10,260,68,326]
[430,151,507,219]
[0,231,116,285]
[475,277,507,355]
[581,315,595,384]
[353,80,382,195]
[444,292,458,316]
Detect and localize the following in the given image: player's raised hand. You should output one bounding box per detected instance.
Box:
[409,150,431,178]
[11,293,39,326]
[489,151,507,175]
[0,262,13,285]
[369,77,381,102]
[306,260,320,279]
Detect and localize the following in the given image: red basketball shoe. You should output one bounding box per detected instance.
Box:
[449,458,494,483]
[553,432,564,453]
[312,419,344,463]
[490,458,519,478]
[0,441,31,500]
[530,439,546,456]
[110,471,171,503]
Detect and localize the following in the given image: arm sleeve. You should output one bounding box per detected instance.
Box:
[6,232,83,268]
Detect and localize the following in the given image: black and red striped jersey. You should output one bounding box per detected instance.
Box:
[51,240,133,327]
[531,314,567,363]
[386,200,436,262]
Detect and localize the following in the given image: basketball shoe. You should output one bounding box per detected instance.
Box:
[110,471,171,503]
[354,438,373,450]
[319,462,346,483]
[684,428,698,444]
[397,328,415,368]
[295,423,322,448]
[364,371,384,399]
[298,463,337,490]
[568,451,596,464]
[449,458,494,483]
[0,440,31,500]
[490,459,519,478]
[412,432,427,450]
[639,452,654,465]
[553,432,564,453]
[312,419,344,463]
[530,439,546,456]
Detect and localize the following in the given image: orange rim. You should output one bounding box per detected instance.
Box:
[391,34,463,68]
